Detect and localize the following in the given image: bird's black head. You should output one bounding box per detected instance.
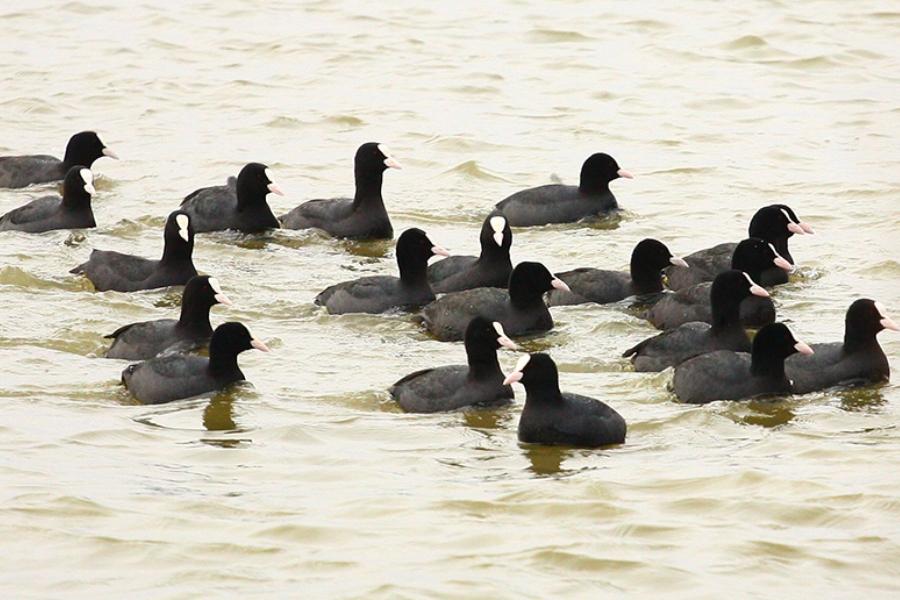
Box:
[751,322,812,377]
[579,152,632,194]
[179,276,232,329]
[731,237,793,281]
[631,238,686,292]
[465,316,518,352]
[208,321,269,374]
[748,205,806,242]
[479,214,513,254]
[63,131,116,169]
[508,261,568,306]
[61,166,94,208]
[844,299,899,350]
[503,352,561,396]
[162,210,195,261]
[396,228,448,282]
[183,275,232,309]
[236,162,283,208]
[709,269,770,327]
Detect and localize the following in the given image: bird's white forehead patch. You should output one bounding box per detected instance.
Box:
[377,143,393,158]
[742,272,759,287]
[265,168,273,181]
[79,168,93,185]
[493,321,507,338]
[208,277,222,294]
[780,208,798,224]
[176,214,190,230]
[767,243,784,259]
[515,354,531,372]
[490,216,506,234]
[875,301,888,318]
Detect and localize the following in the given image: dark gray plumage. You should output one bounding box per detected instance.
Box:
[0,166,96,232]
[622,270,768,372]
[0,131,116,188]
[664,204,811,291]
[493,153,633,227]
[427,214,512,293]
[421,262,569,342]
[315,228,447,314]
[389,317,517,413]
[673,323,813,404]
[122,322,269,404]
[105,275,232,360]
[280,142,399,239]
[785,299,897,394]
[506,353,626,447]
[547,238,687,306]
[180,162,283,233]
[646,237,789,329]
[70,210,197,292]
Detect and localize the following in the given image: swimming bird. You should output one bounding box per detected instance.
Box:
[673,323,813,404]
[105,276,233,360]
[70,210,197,292]
[315,228,448,314]
[421,261,569,342]
[280,142,400,239]
[665,204,812,290]
[390,317,518,413]
[121,322,269,404]
[180,162,284,233]
[785,299,898,394]
[0,131,117,188]
[546,238,687,306]
[493,152,633,227]
[427,214,513,293]
[0,166,96,232]
[505,353,626,447]
[646,237,791,329]
[622,270,769,372]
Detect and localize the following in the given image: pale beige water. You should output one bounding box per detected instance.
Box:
[1,1,899,597]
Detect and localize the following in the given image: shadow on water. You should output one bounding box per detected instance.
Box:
[725,399,798,428]
[462,407,514,431]
[522,444,575,476]
[203,396,237,431]
[835,385,887,412]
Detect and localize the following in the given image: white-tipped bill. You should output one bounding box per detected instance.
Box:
[431,245,450,257]
[768,243,794,271]
[503,354,531,385]
[875,302,899,331]
[742,272,769,298]
[208,277,232,305]
[550,277,571,292]
[79,168,95,195]
[794,340,814,355]
[175,214,190,242]
[799,221,814,234]
[102,147,119,160]
[787,222,805,235]
[669,256,689,268]
[265,169,284,195]
[378,144,402,169]
[617,168,634,179]
[250,338,270,352]
[492,321,518,350]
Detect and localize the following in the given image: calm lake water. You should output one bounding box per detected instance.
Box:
[1,0,899,597]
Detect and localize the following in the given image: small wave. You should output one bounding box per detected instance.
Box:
[526,28,594,43]
[323,114,365,128]
[440,160,509,182]
[722,35,770,50]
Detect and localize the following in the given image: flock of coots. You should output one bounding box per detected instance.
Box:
[1,131,895,448]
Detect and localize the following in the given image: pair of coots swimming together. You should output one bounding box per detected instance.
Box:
[1,133,895,448]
